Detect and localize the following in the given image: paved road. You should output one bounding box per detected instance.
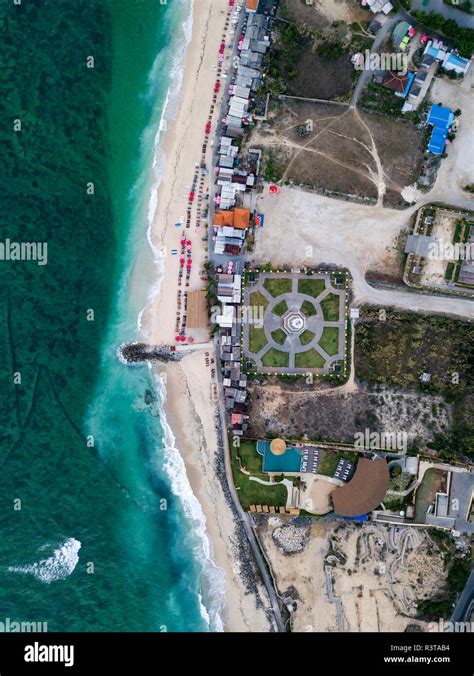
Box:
[214,336,286,632]
[350,13,403,109]
[352,273,474,320]
[411,0,474,29]
[349,4,472,110]
[201,7,286,631]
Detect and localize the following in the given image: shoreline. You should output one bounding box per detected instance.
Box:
[139,0,274,631]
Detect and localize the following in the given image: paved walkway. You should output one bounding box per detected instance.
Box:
[243,273,346,374]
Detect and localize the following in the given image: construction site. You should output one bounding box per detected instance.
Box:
[254,517,463,632]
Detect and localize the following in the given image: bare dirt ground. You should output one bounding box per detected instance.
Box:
[247,381,452,447]
[428,69,474,200]
[420,215,456,287]
[280,0,370,27]
[254,517,447,632]
[252,100,424,206]
[251,186,474,321]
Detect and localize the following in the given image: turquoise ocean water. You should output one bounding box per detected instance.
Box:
[0,0,223,631]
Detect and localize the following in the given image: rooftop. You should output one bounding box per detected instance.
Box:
[382,71,414,97]
[331,457,389,517]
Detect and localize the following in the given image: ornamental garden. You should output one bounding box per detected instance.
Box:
[241,270,349,375]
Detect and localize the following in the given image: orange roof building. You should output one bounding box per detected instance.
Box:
[233,208,250,230]
[214,210,235,227]
[214,207,250,230]
[246,0,259,12]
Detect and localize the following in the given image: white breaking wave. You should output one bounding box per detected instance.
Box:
[137,0,195,338]
[131,0,227,631]
[8,538,81,584]
[154,372,227,633]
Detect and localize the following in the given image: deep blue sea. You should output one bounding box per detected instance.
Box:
[0,0,221,631]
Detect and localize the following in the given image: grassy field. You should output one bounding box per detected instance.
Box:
[414,468,447,523]
[231,440,288,509]
[320,293,340,321]
[320,327,339,356]
[318,450,340,477]
[262,348,289,368]
[355,308,474,457]
[301,300,317,317]
[249,325,267,354]
[355,309,474,394]
[237,440,265,477]
[272,328,287,346]
[300,329,315,346]
[318,449,358,476]
[295,349,325,369]
[272,299,288,316]
[249,290,269,310]
[263,277,292,297]
[298,278,326,298]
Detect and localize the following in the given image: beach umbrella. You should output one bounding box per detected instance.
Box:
[269,185,281,195]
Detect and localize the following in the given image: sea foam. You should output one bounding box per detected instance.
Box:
[154,372,227,633]
[137,0,194,338]
[124,0,227,631]
[8,538,81,584]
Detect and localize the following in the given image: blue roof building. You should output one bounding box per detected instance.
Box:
[444,53,471,74]
[427,104,454,155]
[428,128,448,154]
[423,39,471,75]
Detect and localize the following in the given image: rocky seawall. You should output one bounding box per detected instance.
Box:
[117,342,185,365]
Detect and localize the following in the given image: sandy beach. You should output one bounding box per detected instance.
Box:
[140,0,273,631]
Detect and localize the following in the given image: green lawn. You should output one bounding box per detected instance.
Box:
[262,348,289,368]
[298,278,326,297]
[249,325,268,354]
[415,468,447,523]
[263,277,292,297]
[319,327,339,356]
[301,300,317,317]
[295,349,325,369]
[238,441,264,477]
[299,329,315,346]
[272,328,287,346]
[320,293,341,321]
[272,300,288,316]
[249,290,269,310]
[231,442,288,509]
[318,450,340,477]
